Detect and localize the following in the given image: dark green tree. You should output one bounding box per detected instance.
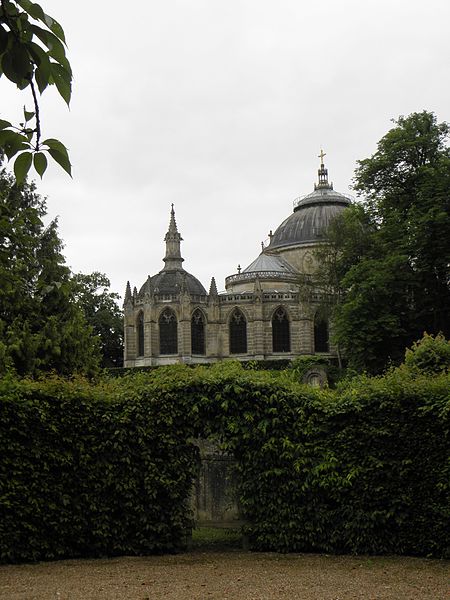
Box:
[0,165,99,376]
[316,111,450,373]
[72,272,124,368]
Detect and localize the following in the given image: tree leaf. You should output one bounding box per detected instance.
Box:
[0,129,28,147]
[47,147,72,177]
[0,24,8,54]
[14,151,33,184]
[43,137,68,154]
[29,25,68,70]
[16,0,66,44]
[35,63,49,93]
[33,151,47,178]
[50,62,71,105]
[24,107,35,122]
[0,119,12,130]
[10,42,32,80]
[17,0,46,22]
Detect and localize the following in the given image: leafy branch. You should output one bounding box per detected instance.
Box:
[0,0,72,183]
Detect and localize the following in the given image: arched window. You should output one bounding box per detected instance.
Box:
[137,311,144,357]
[314,317,329,353]
[272,307,290,352]
[229,309,247,354]
[159,308,177,355]
[191,309,205,355]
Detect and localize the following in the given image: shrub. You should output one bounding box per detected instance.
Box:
[403,332,450,375]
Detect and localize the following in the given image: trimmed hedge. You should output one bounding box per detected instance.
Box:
[0,374,198,562]
[0,362,449,562]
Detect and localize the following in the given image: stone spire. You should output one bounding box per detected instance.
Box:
[163,204,184,270]
[209,276,218,296]
[314,149,333,191]
[124,281,132,304]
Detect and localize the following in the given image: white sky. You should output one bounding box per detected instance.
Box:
[2,0,449,298]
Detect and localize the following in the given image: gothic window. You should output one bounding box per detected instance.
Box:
[191,309,205,355]
[137,311,144,357]
[229,309,247,354]
[314,317,329,353]
[272,307,290,352]
[159,308,178,355]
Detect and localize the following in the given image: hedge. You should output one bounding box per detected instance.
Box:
[0,374,198,562]
[0,362,449,562]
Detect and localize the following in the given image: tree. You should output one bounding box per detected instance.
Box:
[0,0,72,182]
[72,272,124,368]
[315,111,450,373]
[0,165,99,376]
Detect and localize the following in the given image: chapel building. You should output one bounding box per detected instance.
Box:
[123,157,351,366]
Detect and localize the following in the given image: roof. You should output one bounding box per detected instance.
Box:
[243,252,297,274]
[139,269,207,296]
[268,159,352,251]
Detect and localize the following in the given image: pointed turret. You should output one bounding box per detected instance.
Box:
[163,204,184,270]
[124,281,132,304]
[314,149,333,191]
[209,277,218,297]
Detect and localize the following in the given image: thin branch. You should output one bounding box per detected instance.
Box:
[29,75,41,150]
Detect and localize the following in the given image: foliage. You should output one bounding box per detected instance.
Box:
[285,354,330,380]
[0,0,72,182]
[403,332,450,375]
[0,167,100,376]
[72,272,124,368]
[0,361,448,562]
[316,111,450,373]
[0,374,198,562]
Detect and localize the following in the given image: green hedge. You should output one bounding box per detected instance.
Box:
[0,374,198,562]
[0,362,449,562]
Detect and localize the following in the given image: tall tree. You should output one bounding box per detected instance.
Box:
[72,272,123,368]
[353,111,450,338]
[0,165,99,376]
[316,111,450,373]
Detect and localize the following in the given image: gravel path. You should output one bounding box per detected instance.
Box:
[0,550,448,600]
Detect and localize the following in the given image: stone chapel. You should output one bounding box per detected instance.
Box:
[123,157,351,367]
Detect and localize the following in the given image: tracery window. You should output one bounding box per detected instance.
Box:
[272,307,290,352]
[159,308,178,355]
[229,309,247,354]
[191,309,205,355]
[314,317,329,353]
[137,311,145,357]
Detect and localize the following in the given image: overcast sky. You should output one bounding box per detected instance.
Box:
[2,0,450,298]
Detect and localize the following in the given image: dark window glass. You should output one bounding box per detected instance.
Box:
[229,309,247,354]
[159,308,177,355]
[272,307,290,352]
[314,318,329,352]
[137,312,144,357]
[191,309,205,355]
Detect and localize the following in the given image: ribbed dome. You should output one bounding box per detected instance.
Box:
[269,162,351,250]
[140,269,206,296]
[243,252,297,274]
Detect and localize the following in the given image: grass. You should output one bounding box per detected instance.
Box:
[190,526,243,549]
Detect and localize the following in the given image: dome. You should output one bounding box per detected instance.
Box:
[137,206,207,297]
[268,161,351,250]
[243,252,297,274]
[140,269,207,296]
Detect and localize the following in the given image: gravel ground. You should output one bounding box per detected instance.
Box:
[0,550,448,600]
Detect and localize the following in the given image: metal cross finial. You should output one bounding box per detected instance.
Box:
[318,149,326,164]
